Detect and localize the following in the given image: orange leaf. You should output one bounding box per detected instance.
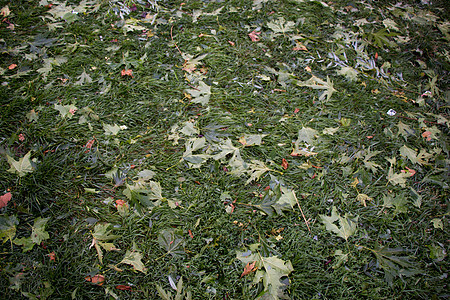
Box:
[0,192,12,209]
[115,199,128,208]
[8,64,17,70]
[294,108,300,114]
[281,158,288,170]
[421,131,431,141]
[121,69,133,78]
[48,251,56,261]
[116,285,132,291]
[402,167,416,177]
[85,274,105,286]
[240,261,257,278]
[228,40,235,46]
[248,31,261,42]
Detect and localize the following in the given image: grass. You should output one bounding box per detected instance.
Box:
[0,0,448,299]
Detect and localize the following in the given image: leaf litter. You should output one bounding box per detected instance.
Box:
[0,0,448,298]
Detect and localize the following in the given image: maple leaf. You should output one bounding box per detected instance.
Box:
[363,148,382,173]
[238,134,267,146]
[281,158,288,170]
[157,229,185,257]
[212,138,239,161]
[0,192,12,209]
[123,181,164,213]
[85,274,105,286]
[386,157,412,187]
[319,206,358,241]
[295,75,337,101]
[182,137,210,167]
[236,245,293,299]
[248,30,261,42]
[365,245,421,285]
[382,193,408,213]
[245,160,272,185]
[54,104,77,119]
[121,69,133,77]
[7,151,34,177]
[75,70,92,85]
[90,223,121,264]
[185,81,211,106]
[0,215,18,248]
[267,17,295,34]
[240,261,257,278]
[103,123,122,135]
[120,250,147,273]
[182,53,207,73]
[399,145,430,165]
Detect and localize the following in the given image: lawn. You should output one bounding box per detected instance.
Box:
[0,0,448,299]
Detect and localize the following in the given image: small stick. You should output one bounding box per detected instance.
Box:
[170,25,182,56]
[293,191,311,232]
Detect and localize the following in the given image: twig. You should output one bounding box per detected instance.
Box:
[170,25,182,56]
[293,191,311,232]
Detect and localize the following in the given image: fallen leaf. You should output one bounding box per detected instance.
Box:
[85,274,105,286]
[248,30,261,42]
[0,192,12,209]
[1,6,10,17]
[240,261,257,277]
[121,69,133,78]
[116,285,132,291]
[8,64,17,70]
[421,131,431,141]
[281,158,288,170]
[7,152,34,177]
[48,251,56,261]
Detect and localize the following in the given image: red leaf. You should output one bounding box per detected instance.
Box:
[294,108,300,114]
[0,192,12,209]
[248,31,260,42]
[240,261,257,278]
[422,131,431,141]
[116,285,132,291]
[281,158,288,170]
[85,274,105,286]
[48,251,56,261]
[8,64,17,70]
[121,69,133,78]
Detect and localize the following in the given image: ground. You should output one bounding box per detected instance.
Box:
[0,0,448,299]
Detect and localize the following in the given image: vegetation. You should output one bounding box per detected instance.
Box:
[0,0,448,299]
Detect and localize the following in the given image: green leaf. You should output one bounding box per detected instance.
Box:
[91,223,120,264]
[295,75,337,102]
[103,123,122,136]
[157,229,185,257]
[186,81,211,106]
[54,104,77,119]
[382,193,408,213]
[31,217,50,244]
[14,237,35,252]
[266,17,295,34]
[430,218,443,230]
[0,215,18,246]
[296,127,318,145]
[7,151,34,177]
[120,250,147,273]
[386,157,411,187]
[75,70,92,85]
[337,66,358,81]
[396,121,415,139]
[236,244,293,299]
[245,160,272,185]
[368,245,420,285]
[319,206,358,241]
[238,134,268,147]
[123,181,163,213]
[427,244,446,262]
